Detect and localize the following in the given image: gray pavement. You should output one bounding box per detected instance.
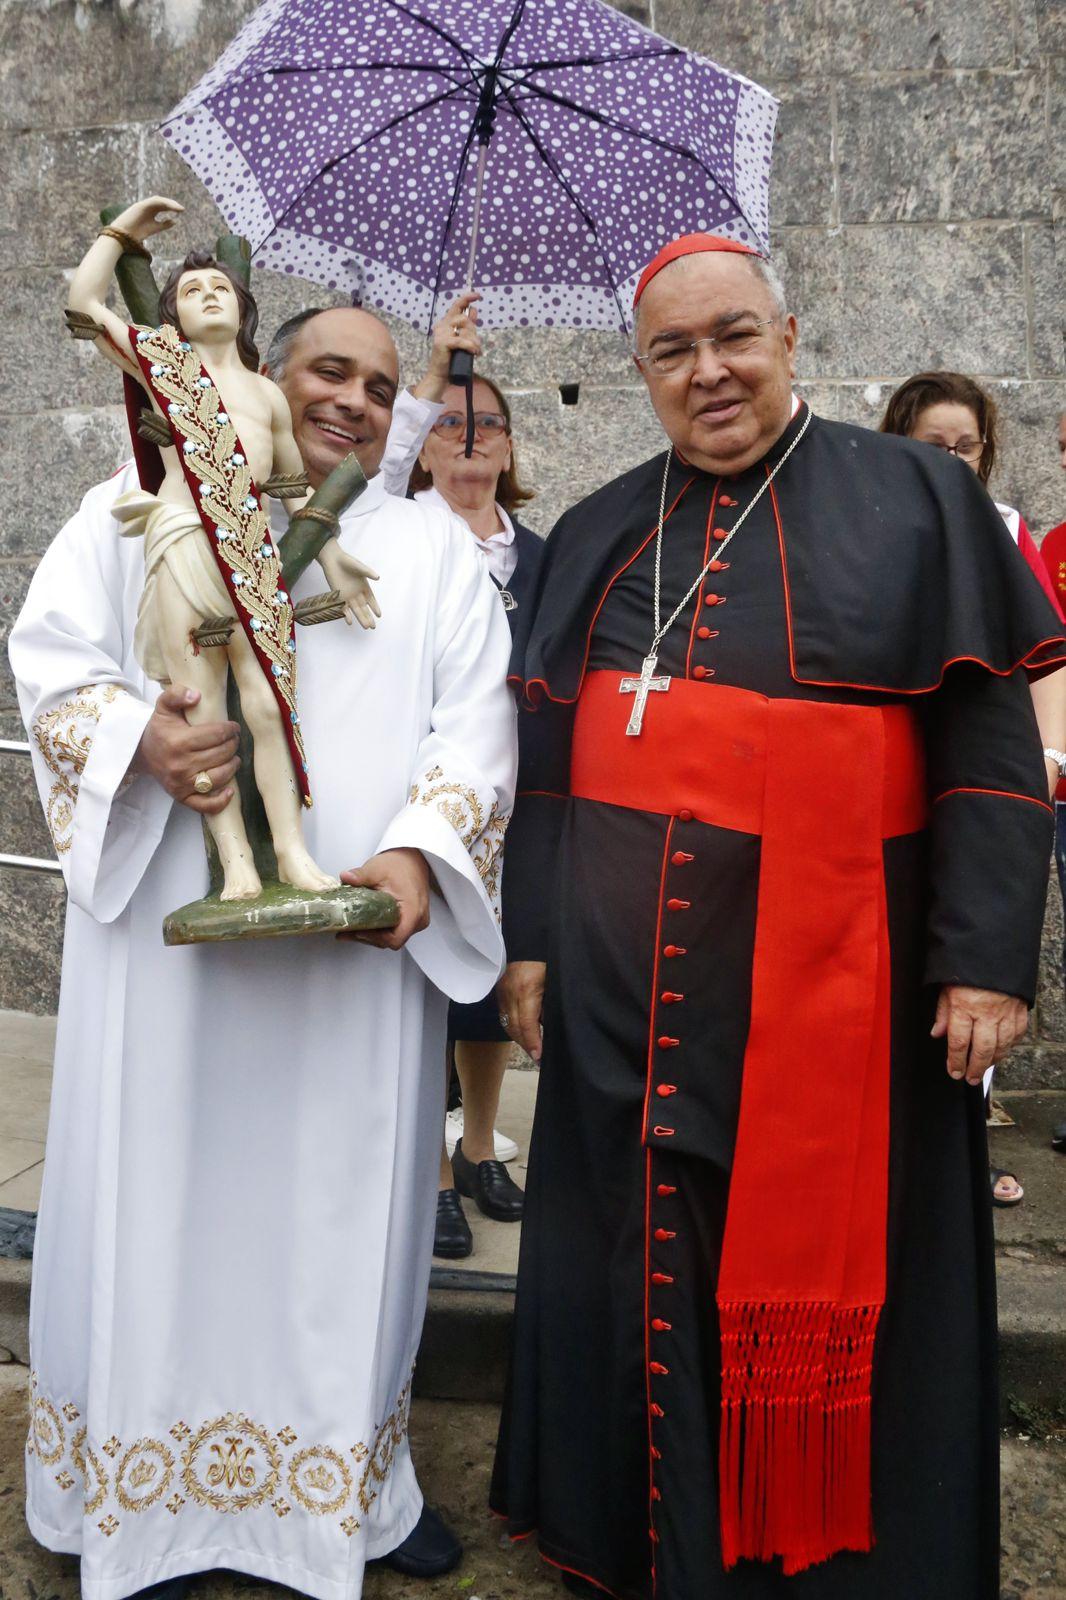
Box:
[0,1364,1062,1598]
[1,1012,1065,1592]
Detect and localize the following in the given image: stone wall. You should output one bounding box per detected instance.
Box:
[0,0,1063,1078]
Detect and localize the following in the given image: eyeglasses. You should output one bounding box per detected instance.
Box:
[925,438,986,464]
[634,318,777,377]
[431,411,508,437]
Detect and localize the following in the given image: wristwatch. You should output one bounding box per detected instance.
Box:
[1043,747,1066,776]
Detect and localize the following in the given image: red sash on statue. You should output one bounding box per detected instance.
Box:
[569,672,928,1575]
[122,323,310,805]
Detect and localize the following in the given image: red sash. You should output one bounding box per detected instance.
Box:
[124,323,310,805]
[570,671,927,1575]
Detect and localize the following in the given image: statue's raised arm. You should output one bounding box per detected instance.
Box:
[67,195,185,381]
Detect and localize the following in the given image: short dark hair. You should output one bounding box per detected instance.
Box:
[158,251,261,372]
[264,307,330,378]
[409,371,535,514]
[880,370,998,485]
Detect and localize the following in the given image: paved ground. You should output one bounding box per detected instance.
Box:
[0,1364,1062,1600]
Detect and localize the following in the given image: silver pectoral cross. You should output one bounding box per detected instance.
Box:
[620,653,671,736]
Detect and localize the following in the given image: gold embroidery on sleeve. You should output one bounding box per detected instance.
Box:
[31,684,123,855]
[472,804,509,915]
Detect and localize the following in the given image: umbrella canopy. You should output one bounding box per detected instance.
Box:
[161,0,778,333]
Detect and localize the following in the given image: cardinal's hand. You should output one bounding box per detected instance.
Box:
[317,539,382,630]
[497,961,546,1063]
[931,985,1029,1085]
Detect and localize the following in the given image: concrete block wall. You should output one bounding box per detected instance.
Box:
[0,0,1063,1079]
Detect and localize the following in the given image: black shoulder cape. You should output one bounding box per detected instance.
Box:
[511,405,1066,700]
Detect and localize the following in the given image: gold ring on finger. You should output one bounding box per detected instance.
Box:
[193,770,213,796]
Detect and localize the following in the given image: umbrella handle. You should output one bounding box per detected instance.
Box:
[449,348,476,457]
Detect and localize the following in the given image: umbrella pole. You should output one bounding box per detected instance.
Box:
[450,141,489,456]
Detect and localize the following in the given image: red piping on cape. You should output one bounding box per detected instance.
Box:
[768,479,1066,694]
[510,460,1066,707]
[934,785,1054,815]
[515,474,698,709]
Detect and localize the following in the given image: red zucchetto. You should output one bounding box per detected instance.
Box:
[632,232,765,310]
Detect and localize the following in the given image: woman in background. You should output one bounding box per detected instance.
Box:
[882,371,1066,1207]
[412,372,544,1258]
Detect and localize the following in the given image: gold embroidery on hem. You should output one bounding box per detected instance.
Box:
[26,1378,412,1538]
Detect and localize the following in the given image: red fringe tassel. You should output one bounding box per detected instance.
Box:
[718,1301,880,1576]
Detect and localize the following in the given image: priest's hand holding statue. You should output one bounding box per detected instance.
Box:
[67,196,398,941]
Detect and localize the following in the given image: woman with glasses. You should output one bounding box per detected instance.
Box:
[882,371,1066,1209]
[410,372,543,1259]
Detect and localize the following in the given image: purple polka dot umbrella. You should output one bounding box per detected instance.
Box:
[160,0,778,336]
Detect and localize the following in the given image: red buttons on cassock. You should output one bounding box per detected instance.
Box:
[692,664,715,680]
[649,1528,661,1544]
[677,808,693,821]
[657,1036,680,1049]
[650,1362,669,1376]
[654,1228,677,1242]
[651,1446,662,1461]
[660,991,683,1004]
[651,1271,674,1285]
[651,1487,662,1502]
[696,625,712,640]
[651,1318,672,1331]
[657,1184,677,1197]
[708,559,729,572]
[703,593,723,606]
[656,1084,677,1098]
[720,493,738,507]
[663,944,687,958]
[712,526,728,541]
[650,1403,665,1418]
[653,1126,676,1137]
[671,850,694,865]
[666,898,690,911]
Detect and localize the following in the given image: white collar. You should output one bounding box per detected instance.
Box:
[414,484,515,546]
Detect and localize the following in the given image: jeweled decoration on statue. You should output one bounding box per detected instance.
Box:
[65,196,401,945]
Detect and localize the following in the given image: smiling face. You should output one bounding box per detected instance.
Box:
[417,379,513,515]
[271,307,400,485]
[634,252,797,476]
[174,268,241,345]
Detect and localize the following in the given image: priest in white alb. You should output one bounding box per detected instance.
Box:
[10,276,516,1600]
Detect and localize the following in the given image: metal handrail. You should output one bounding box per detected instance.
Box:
[1,740,63,875]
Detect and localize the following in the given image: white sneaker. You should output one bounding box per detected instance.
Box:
[445,1107,518,1163]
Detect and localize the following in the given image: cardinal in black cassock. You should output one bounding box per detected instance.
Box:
[490,235,1066,1600]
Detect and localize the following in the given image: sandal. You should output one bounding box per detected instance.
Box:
[990,1166,1024,1207]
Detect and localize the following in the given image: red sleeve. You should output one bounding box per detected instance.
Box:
[1018,518,1065,621]
[1041,523,1066,616]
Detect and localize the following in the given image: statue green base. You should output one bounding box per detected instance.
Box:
[163,881,399,946]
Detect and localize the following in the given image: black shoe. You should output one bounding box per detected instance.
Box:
[434,1188,473,1258]
[373,1503,462,1576]
[1052,1120,1066,1152]
[452,1138,525,1221]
